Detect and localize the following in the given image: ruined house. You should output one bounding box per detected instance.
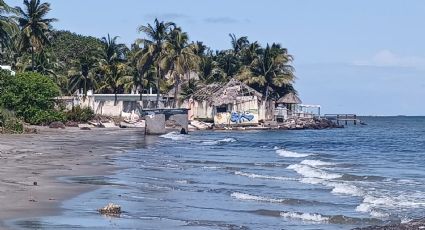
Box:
[187,79,273,126]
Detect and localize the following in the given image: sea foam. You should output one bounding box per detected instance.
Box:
[231,192,286,203]
[159,132,186,140]
[287,164,342,180]
[201,137,237,145]
[300,159,335,167]
[280,211,329,222]
[276,149,310,158]
[234,171,294,181]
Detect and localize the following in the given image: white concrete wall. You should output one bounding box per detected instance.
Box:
[58,94,163,118]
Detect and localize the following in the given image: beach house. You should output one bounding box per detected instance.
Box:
[186,79,273,126]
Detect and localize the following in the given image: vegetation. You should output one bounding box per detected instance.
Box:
[0,70,63,125]
[0,0,297,119]
[65,106,94,122]
[0,108,24,133]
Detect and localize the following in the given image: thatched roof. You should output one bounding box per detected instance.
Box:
[192,79,263,106]
[277,92,302,104]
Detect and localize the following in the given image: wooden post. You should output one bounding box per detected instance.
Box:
[345,115,348,125]
[354,115,357,125]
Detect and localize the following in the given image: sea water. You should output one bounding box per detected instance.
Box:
[10,117,425,229]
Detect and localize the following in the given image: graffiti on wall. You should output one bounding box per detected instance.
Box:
[230,111,254,123]
[214,111,258,125]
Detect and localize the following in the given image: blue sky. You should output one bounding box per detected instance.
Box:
[8,0,425,115]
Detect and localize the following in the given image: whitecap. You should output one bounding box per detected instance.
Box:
[287,164,342,180]
[159,132,186,141]
[201,137,237,145]
[280,211,329,222]
[231,192,286,203]
[276,149,310,158]
[300,159,335,167]
[329,182,363,196]
[234,171,294,181]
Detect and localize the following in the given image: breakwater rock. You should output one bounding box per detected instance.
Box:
[281,117,343,130]
[353,218,425,230]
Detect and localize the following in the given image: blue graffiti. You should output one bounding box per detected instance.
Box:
[230,112,255,123]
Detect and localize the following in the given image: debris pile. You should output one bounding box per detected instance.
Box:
[98,203,122,216]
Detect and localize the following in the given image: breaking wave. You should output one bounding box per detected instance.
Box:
[300,159,335,167]
[201,137,237,145]
[287,164,342,180]
[280,211,329,222]
[234,171,295,181]
[231,192,287,203]
[276,149,310,158]
[160,132,186,141]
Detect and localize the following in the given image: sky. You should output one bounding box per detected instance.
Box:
[7,0,425,115]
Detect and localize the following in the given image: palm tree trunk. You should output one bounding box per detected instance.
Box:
[83,75,87,102]
[139,72,143,108]
[114,88,118,106]
[156,65,161,108]
[265,83,270,120]
[173,74,179,108]
[31,46,35,72]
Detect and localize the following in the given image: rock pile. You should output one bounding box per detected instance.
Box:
[281,117,343,130]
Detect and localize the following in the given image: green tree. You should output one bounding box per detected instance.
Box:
[0,71,63,125]
[97,34,130,104]
[15,0,56,71]
[238,43,295,100]
[0,0,18,64]
[47,30,103,76]
[68,56,99,98]
[137,18,175,108]
[162,27,200,107]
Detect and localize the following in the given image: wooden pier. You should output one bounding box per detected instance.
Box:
[324,114,361,125]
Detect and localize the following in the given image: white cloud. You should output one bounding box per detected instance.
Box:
[353,49,425,68]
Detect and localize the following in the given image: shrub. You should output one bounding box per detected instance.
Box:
[65,106,94,122]
[0,71,64,125]
[0,108,24,134]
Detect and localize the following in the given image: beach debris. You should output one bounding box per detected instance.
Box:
[98,203,122,216]
[78,123,94,129]
[80,127,91,130]
[24,127,38,133]
[33,181,37,186]
[65,121,79,127]
[119,120,145,129]
[29,199,37,202]
[189,120,214,130]
[49,121,65,129]
[99,121,117,128]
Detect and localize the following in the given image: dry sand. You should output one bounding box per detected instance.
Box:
[0,127,145,228]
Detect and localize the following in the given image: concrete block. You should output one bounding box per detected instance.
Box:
[168,114,188,132]
[145,113,166,135]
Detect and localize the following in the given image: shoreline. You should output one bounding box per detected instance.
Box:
[0,127,145,229]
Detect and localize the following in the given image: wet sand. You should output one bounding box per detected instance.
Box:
[0,127,145,229]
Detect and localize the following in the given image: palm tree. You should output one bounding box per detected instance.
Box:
[162,27,200,107]
[15,0,56,71]
[0,0,17,64]
[238,43,295,100]
[98,34,130,104]
[68,55,100,98]
[229,33,249,56]
[26,50,61,81]
[137,18,175,108]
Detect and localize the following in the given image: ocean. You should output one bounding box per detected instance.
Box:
[9,117,425,229]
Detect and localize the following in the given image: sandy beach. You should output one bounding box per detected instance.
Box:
[0,127,144,229]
